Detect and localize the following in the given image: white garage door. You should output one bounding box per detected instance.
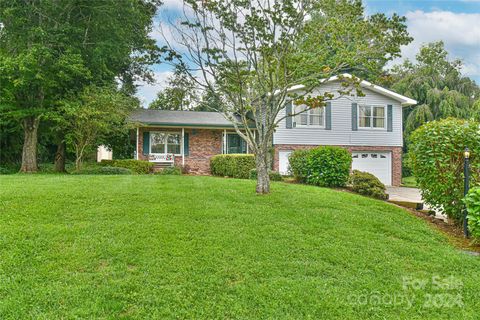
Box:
[351,152,392,185]
[279,151,292,175]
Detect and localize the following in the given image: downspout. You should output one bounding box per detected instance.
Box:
[136,127,139,160]
[182,128,185,166]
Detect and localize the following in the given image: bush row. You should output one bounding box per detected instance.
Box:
[210,154,256,179]
[72,166,132,175]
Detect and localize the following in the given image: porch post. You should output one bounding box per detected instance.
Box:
[182,128,185,166]
[136,127,139,160]
[223,129,227,154]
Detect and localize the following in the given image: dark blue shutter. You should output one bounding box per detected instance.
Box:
[285,101,293,129]
[387,105,393,132]
[351,103,358,131]
[325,102,332,130]
[142,131,150,155]
[184,133,189,156]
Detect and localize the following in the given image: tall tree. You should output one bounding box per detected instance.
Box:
[387,42,480,138]
[161,0,411,193]
[149,67,198,110]
[0,0,161,172]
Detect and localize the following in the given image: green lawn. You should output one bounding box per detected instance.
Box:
[0,175,479,319]
[402,176,418,188]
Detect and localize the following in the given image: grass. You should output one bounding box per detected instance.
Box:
[0,175,479,319]
[402,176,418,188]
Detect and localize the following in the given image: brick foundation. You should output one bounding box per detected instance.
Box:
[137,127,224,175]
[273,144,402,186]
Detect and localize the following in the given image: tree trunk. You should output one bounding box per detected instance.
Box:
[54,140,66,172]
[255,151,270,194]
[20,116,40,173]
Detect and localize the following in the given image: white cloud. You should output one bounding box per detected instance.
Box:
[393,10,480,81]
[136,70,174,107]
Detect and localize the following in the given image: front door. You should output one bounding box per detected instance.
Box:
[227,134,247,154]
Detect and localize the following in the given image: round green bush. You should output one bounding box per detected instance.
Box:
[464,187,480,240]
[409,118,480,223]
[349,170,388,200]
[304,146,352,187]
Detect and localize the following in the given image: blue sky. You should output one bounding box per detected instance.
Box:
[136,0,480,105]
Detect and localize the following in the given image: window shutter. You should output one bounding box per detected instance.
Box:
[184,133,189,156]
[325,102,332,130]
[142,131,150,155]
[351,103,358,131]
[285,101,293,129]
[387,105,393,132]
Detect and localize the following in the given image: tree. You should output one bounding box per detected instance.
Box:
[161,0,411,193]
[62,87,138,171]
[149,67,198,110]
[0,0,161,172]
[388,42,480,138]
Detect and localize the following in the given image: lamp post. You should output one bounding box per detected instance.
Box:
[463,147,470,238]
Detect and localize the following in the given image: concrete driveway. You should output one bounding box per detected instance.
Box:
[386,186,447,221]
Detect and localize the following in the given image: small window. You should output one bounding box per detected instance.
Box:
[380,154,387,158]
[371,154,378,158]
[358,105,386,129]
[294,104,325,127]
[362,154,368,158]
[352,154,359,158]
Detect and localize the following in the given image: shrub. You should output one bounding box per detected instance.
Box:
[288,149,310,182]
[409,118,480,223]
[72,166,132,175]
[464,187,480,240]
[249,169,283,181]
[210,154,255,179]
[155,166,182,175]
[100,159,154,174]
[99,159,115,167]
[305,146,352,187]
[349,170,388,200]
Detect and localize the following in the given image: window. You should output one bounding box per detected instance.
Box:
[226,133,247,154]
[294,105,324,127]
[358,105,386,129]
[150,132,181,155]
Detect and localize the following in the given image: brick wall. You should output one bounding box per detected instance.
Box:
[273,144,403,186]
[137,127,223,174]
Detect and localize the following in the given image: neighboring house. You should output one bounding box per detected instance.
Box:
[129,74,416,185]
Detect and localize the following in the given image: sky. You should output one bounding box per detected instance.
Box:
[136,0,480,106]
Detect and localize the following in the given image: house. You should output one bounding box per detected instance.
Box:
[129,74,416,185]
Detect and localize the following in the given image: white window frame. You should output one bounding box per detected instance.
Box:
[149,131,182,156]
[357,105,386,130]
[293,105,325,128]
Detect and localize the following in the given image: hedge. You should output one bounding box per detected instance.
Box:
[289,146,352,187]
[409,118,480,223]
[155,166,182,175]
[101,159,154,174]
[72,166,132,175]
[464,187,480,240]
[210,154,255,179]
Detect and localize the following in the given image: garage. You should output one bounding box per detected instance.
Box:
[351,151,392,186]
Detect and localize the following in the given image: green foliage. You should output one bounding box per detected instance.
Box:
[100,159,154,174]
[155,166,182,175]
[249,169,283,182]
[389,42,480,138]
[409,118,480,223]
[210,154,255,179]
[349,170,388,200]
[149,67,198,110]
[464,187,480,240]
[288,149,311,182]
[72,166,132,175]
[290,147,351,187]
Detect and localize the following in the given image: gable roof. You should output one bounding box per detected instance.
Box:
[287,73,417,107]
[128,109,247,128]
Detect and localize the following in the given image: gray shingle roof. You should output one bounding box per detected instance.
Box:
[128,109,245,128]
